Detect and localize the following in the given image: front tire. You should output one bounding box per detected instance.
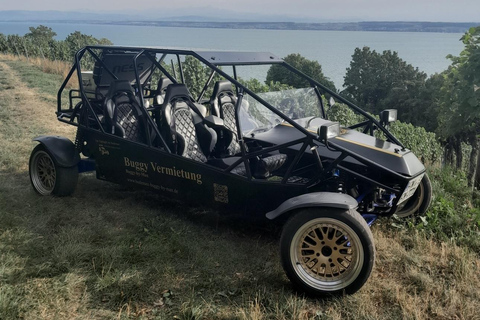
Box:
[29,144,78,196]
[280,208,375,296]
[396,174,433,218]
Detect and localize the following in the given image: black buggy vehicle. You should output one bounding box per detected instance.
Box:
[29,46,432,296]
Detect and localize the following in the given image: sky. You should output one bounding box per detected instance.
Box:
[0,0,479,22]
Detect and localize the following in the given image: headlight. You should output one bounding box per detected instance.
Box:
[380,109,397,124]
[318,122,340,143]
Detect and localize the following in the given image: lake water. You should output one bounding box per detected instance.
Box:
[0,21,465,88]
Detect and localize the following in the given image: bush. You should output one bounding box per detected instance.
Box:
[407,167,480,252]
[327,102,443,165]
[388,121,443,164]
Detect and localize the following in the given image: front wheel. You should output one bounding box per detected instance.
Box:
[29,144,78,196]
[280,208,375,296]
[395,174,433,218]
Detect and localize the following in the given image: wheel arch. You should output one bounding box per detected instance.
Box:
[33,136,80,168]
[266,192,358,220]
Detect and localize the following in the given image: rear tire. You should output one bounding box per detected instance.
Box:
[280,208,375,296]
[29,144,78,196]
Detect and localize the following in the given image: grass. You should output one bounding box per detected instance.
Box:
[0,54,479,319]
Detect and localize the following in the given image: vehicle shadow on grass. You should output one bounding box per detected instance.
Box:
[0,171,304,318]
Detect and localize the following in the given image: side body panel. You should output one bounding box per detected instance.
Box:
[83,129,307,216]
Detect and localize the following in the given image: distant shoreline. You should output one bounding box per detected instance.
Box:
[1,20,478,33]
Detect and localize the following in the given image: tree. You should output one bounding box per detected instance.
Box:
[6,34,21,56]
[25,25,56,44]
[182,55,221,98]
[439,27,480,188]
[0,33,7,53]
[240,78,291,93]
[342,47,427,123]
[65,31,113,69]
[418,73,445,133]
[66,31,113,58]
[25,25,57,59]
[266,53,336,91]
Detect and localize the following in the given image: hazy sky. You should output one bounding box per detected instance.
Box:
[0,0,479,22]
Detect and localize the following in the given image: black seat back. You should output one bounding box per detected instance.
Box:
[160,84,216,162]
[154,77,174,105]
[103,80,146,143]
[210,81,241,155]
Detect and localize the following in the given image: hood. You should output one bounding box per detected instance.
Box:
[252,124,425,177]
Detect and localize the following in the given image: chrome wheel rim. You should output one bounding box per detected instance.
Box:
[290,217,364,291]
[31,151,56,195]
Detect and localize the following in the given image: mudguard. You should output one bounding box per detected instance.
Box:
[266,192,358,220]
[33,136,80,168]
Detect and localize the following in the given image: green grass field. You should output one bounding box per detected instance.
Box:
[1,55,479,320]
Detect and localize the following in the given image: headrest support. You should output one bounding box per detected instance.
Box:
[164,83,192,105]
[105,80,135,99]
[211,80,234,100]
[157,77,174,95]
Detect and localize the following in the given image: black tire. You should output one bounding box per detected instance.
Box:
[29,144,78,196]
[280,208,375,296]
[396,174,433,218]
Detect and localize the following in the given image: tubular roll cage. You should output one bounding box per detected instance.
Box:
[56,45,423,205]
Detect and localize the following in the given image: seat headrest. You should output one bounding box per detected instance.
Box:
[164,83,192,104]
[156,77,174,95]
[105,80,135,99]
[211,80,234,100]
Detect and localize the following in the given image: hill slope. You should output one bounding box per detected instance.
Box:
[0,55,479,319]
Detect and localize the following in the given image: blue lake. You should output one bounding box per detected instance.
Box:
[0,21,465,88]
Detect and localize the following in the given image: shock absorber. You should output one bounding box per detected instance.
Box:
[333,169,344,193]
[336,180,345,193]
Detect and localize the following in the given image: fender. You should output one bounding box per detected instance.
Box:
[33,136,80,168]
[266,192,358,220]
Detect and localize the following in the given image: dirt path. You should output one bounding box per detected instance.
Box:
[0,59,75,172]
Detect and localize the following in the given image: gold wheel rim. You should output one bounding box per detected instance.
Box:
[31,151,56,195]
[291,217,364,291]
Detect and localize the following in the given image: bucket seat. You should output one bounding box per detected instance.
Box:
[159,84,216,162]
[103,80,147,144]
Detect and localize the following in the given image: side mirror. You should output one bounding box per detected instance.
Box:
[317,121,340,144]
[380,109,397,125]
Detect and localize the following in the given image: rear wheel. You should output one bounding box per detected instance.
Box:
[280,208,375,296]
[29,144,78,196]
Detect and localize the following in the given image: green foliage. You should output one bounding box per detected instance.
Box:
[388,121,443,164]
[182,55,223,99]
[0,33,7,53]
[266,53,336,91]
[0,25,113,64]
[6,34,22,56]
[419,73,446,133]
[25,25,57,42]
[326,102,442,164]
[183,55,210,98]
[342,47,431,128]
[438,26,480,187]
[240,78,291,93]
[411,167,480,251]
[439,27,480,140]
[326,101,364,127]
